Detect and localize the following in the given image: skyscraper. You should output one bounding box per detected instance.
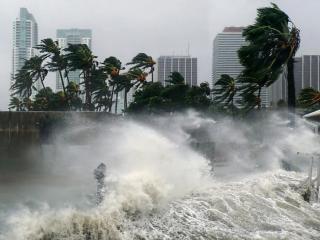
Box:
[11,8,39,93]
[212,27,271,108]
[270,55,320,106]
[56,29,92,91]
[157,56,197,86]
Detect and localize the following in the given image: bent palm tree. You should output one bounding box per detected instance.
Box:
[11,69,35,98]
[102,56,124,113]
[64,44,97,110]
[239,3,300,112]
[36,38,69,97]
[213,74,237,107]
[127,53,156,82]
[23,56,48,93]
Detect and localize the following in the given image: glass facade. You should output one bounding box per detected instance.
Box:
[56,29,92,91]
[12,8,39,94]
[157,56,198,87]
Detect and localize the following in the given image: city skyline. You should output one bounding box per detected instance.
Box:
[1,0,320,109]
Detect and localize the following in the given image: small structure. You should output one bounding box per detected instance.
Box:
[298,152,320,202]
[94,163,107,205]
[303,110,320,134]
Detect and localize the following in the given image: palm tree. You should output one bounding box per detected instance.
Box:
[116,74,133,112]
[212,74,238,111]
[298,88,320,108]
[36,38,69,97]
[23,56,48,93]
[64,44,97,110]
[127,68,148,89]
[91,67,110,111]
[11,69,35,98]
[238,3,300,112]
[9,97,23,111]
[127,53,156,82]
[102,56,124,113]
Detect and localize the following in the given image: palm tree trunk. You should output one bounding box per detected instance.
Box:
[65,70,71,86]
[258,87,262,110]
[39,74,47,96]
[287,57,296,111]
[84,70,92,110]
[124,89,128,111]
[151,72,154,83]
[115,90,119,114]
[58,70,67,96]
[109,84,115,113]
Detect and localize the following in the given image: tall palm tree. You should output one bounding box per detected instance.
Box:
[127,53,156,82]
[36,38,69,97]
[102,56,124,113]
[91,67,110,111]
[64,44,97,110]
[116,74,133,112]
[238,3,300,112]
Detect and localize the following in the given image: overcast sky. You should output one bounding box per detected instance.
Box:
[0,0,319,110]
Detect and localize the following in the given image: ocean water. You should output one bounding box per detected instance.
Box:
[1,112,319,239]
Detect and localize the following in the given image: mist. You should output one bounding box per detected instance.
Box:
[1,111,320,239]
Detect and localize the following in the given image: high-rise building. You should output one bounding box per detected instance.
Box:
[294,55,320,96]
[56,29,92,91]
[270,55,320,106]
[157,56,197,86]
[11,8,39,94]
[212,27,271,108]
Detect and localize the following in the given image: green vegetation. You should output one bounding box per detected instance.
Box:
[127,72,211,114]
[10,38,155,113]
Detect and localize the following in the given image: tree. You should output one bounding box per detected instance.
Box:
[9,97,23,111]
[127,53,156,82]
[11,69,35,99]
[127,72,211,114]
[115,74,133,112]
[238,3,300,113]
[298,88,320,108]
[212,74,238,113]
[64,44,97,110]
[33,87,69,111]
[36,38,69,97]
[102,56,124,113]
[127,82,165,113]
[91,67,110,112]
[127,67,148,89]
[23,56,48,93]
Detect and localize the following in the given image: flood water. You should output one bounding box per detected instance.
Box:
[1,112,320,239]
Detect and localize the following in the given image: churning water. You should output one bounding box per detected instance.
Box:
[1,111,320,239]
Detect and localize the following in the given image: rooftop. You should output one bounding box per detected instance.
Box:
[223,27,245,33]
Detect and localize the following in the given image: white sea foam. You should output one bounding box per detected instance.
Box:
[2,112,320,239]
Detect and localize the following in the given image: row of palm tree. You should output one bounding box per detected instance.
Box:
[213,3,301,115]
[10,38,156,112]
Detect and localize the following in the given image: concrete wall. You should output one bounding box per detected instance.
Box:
[0,111,117,132]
